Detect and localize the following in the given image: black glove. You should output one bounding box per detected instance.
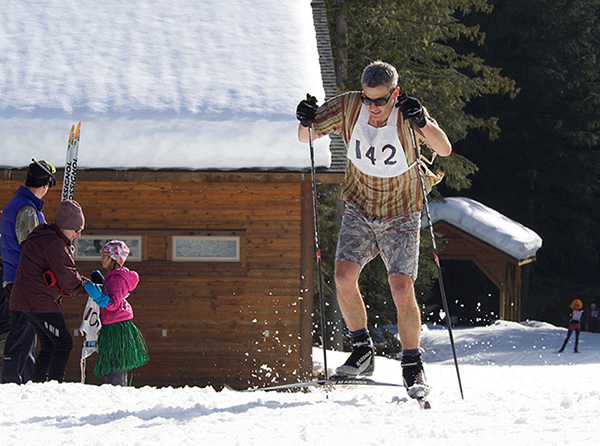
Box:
[90,270,105,284]
[397,93,426,128]
[296,94,318,128]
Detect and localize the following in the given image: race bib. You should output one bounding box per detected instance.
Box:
[348,105,412,178]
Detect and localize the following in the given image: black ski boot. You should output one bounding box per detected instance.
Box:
[401,353,430,399]
[333,334,374,377]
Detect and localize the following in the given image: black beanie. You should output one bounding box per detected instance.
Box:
[26,160,55,188]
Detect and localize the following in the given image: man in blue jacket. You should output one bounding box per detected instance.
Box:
[1,160,56,383]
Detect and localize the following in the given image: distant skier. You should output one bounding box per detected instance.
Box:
[558,299,584,353]
[588,303,599,333]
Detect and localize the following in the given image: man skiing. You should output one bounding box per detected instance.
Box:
[296,61,452,399]
[1,160,56,383]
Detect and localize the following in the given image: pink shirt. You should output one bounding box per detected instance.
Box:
[100,267,139,325]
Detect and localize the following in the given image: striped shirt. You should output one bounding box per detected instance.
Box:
[313,91,441,219]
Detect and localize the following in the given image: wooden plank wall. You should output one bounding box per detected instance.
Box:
[434,220,525,322]
[500,263,522,322]
[0,177,312,388]
[434,221,512,288]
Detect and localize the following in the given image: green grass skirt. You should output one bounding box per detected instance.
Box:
[94,319,149,378]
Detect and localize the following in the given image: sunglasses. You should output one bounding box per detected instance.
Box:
[361,90,394,107]
[75,228,84,234]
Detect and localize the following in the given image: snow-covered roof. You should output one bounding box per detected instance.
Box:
[425,197,543,261]
[0,0,330,171]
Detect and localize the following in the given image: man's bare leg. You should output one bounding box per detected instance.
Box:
[389,274,429,398]
[333,261,374,376]
[335,261,366,331]
[389,274,421,350]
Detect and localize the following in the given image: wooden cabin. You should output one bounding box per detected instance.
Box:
[427,197,542,322]
[1,2,542,390]
[1,171,336,388]
[0,0,344,388]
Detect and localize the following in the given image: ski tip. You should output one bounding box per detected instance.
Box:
[412,388,432,409]
[68,124,74,142]
[419,398,432,410]
[74,121,82,139]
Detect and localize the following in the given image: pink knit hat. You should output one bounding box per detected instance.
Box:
[101,240,130,266]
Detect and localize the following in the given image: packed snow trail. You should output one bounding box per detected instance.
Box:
[2,321,600,445]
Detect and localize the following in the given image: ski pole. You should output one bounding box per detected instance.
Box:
[408,120,464,399]
[308,126,329,378]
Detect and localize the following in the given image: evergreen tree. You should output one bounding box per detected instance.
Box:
[450,0,600,323]
[315,0,518,341]
[325,0,516,143]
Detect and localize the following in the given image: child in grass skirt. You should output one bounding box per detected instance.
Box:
[84,240,148,385]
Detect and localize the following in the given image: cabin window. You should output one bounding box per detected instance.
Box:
[74,235,143,261]
[172,235,241,262]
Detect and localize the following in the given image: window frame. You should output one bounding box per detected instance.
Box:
[73,235,143,262]
[171,235,242,263]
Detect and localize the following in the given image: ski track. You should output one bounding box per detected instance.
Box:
[1,321,599,445]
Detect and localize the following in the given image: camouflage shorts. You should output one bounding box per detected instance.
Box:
[335,203,421,280]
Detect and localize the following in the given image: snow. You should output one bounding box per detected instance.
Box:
[426,197,543,260]
[2,320,599,445]
[0,6,580,441]
[0,0,330,170]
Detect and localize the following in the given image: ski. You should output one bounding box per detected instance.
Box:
[61,121,81,201]
[232,376,405,392]
[228,376,431,409]
[57,121,97,383]
[416,395,432,410]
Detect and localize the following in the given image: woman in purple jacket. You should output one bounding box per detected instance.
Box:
[84,240,148,386]
[10,200,88,383]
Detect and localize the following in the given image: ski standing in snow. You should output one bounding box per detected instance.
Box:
[56,122,101,382]
[296,61,452,405]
